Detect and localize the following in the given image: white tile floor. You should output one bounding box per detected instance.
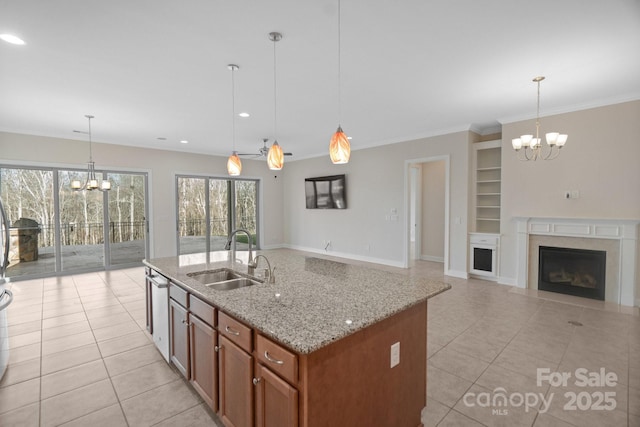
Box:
[1,259,639,426]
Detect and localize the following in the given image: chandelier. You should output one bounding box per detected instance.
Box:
[511,76,567,161]
[71,115,111,191]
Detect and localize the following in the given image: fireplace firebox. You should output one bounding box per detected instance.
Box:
[538,246,606,300]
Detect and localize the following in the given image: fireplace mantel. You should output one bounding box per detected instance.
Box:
[514,217,639,306]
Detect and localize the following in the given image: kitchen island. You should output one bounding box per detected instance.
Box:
[144,249,450,427]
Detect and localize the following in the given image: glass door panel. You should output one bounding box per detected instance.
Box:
[58,171,105,271]
[209,179,229,251]
[0,168,56,278]
[107,173,147,265]
[234,180,257,249]
[178,177,207,255]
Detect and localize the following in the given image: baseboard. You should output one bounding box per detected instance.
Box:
[420,255,444,263]
[260,243,287,250]
[498,276,518,286]
[281,244,406,268]
[445,269,468,279]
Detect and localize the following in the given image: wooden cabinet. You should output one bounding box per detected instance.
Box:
[254,363,298,427]
[169,287,218,411]
[190,308,218,411]
[169,298,190,378]
[218,334,253,427]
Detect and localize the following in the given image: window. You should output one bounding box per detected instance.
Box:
[177,176,259,255]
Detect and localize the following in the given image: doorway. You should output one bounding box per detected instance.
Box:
[405,156,449,270]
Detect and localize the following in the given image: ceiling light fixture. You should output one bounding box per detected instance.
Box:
[71,115,111,192]
[238,112,250,118]
[512,76,568,161]
[0,34,25,45]
[227,64,242,176]
[329,0,350,164]
[267,32,285,171]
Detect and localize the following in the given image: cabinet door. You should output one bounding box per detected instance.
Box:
[169,298,190,379]
[218,335,253,427]
[190,314,218,411]
[255,363,298,427]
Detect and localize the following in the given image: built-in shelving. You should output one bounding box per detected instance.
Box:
[473,140,501,234]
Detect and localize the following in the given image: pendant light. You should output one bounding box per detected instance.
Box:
[227,64,242,176]
[71,115,111,192]
[267,32,285,171]
[329,0,350,164]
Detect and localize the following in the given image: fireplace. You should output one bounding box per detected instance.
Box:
[538,246,606,300]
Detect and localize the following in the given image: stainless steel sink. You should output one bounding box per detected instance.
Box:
[188,269,241,284]
[187,268,262,291]
[206,277,260,291]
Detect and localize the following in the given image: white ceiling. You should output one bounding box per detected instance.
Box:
[1,0,639,160]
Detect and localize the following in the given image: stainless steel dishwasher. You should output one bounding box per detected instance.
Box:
[149,273,170,362]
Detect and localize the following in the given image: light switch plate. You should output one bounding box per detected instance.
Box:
[390,342,400,368]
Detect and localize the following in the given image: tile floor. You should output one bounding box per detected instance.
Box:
[1,259,639,426]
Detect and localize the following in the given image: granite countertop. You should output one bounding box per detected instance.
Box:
[144,249,450,354]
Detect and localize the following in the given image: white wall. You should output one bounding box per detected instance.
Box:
[421,160,445,261]
[0,131,284,258]
[282,131,470,274]
[499,101,640,298]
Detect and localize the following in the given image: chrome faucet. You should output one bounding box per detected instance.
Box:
[225,229,256,270]
[252,254,275,283]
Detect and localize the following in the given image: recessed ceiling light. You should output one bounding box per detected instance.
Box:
[347,136,352,140]
[238,112,250,118]
[0,34,26,45]
[180,140,188,144]
[157,137,167,141]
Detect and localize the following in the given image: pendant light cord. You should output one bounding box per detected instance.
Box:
[231,66,236,151]
[535,78,541,141]
[337,0,342,126]
[273,37,278,140]
[87,115,93,163]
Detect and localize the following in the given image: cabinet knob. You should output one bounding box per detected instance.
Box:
[214,345,220,352]
[252,377,261,386]
[181,319,191,326]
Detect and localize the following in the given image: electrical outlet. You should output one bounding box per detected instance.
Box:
[571,190,580,199]
[390,342,400,368]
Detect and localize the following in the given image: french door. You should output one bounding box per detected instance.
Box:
[177,176,258,255]
[0,164,149,279]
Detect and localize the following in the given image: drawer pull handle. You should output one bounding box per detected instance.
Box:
[225,325,240,336]
[264,351,284,365]
[253,377,261,386]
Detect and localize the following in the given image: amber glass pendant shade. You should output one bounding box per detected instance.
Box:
[267,141,284,170]
[329,126,350,164]
[227,152,242,176]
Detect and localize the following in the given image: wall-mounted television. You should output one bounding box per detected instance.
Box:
[305,174,347,209]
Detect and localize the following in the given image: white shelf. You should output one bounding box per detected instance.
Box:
[477,167,501,171]
[473,140,501,235]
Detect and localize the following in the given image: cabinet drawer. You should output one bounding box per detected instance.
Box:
[218,311,252,353]
[169,283,188,308]
[469,233,499,246]
[189,295,215,328]
[256,334,298,385]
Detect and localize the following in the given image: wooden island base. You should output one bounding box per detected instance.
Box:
[298,301,427,427]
